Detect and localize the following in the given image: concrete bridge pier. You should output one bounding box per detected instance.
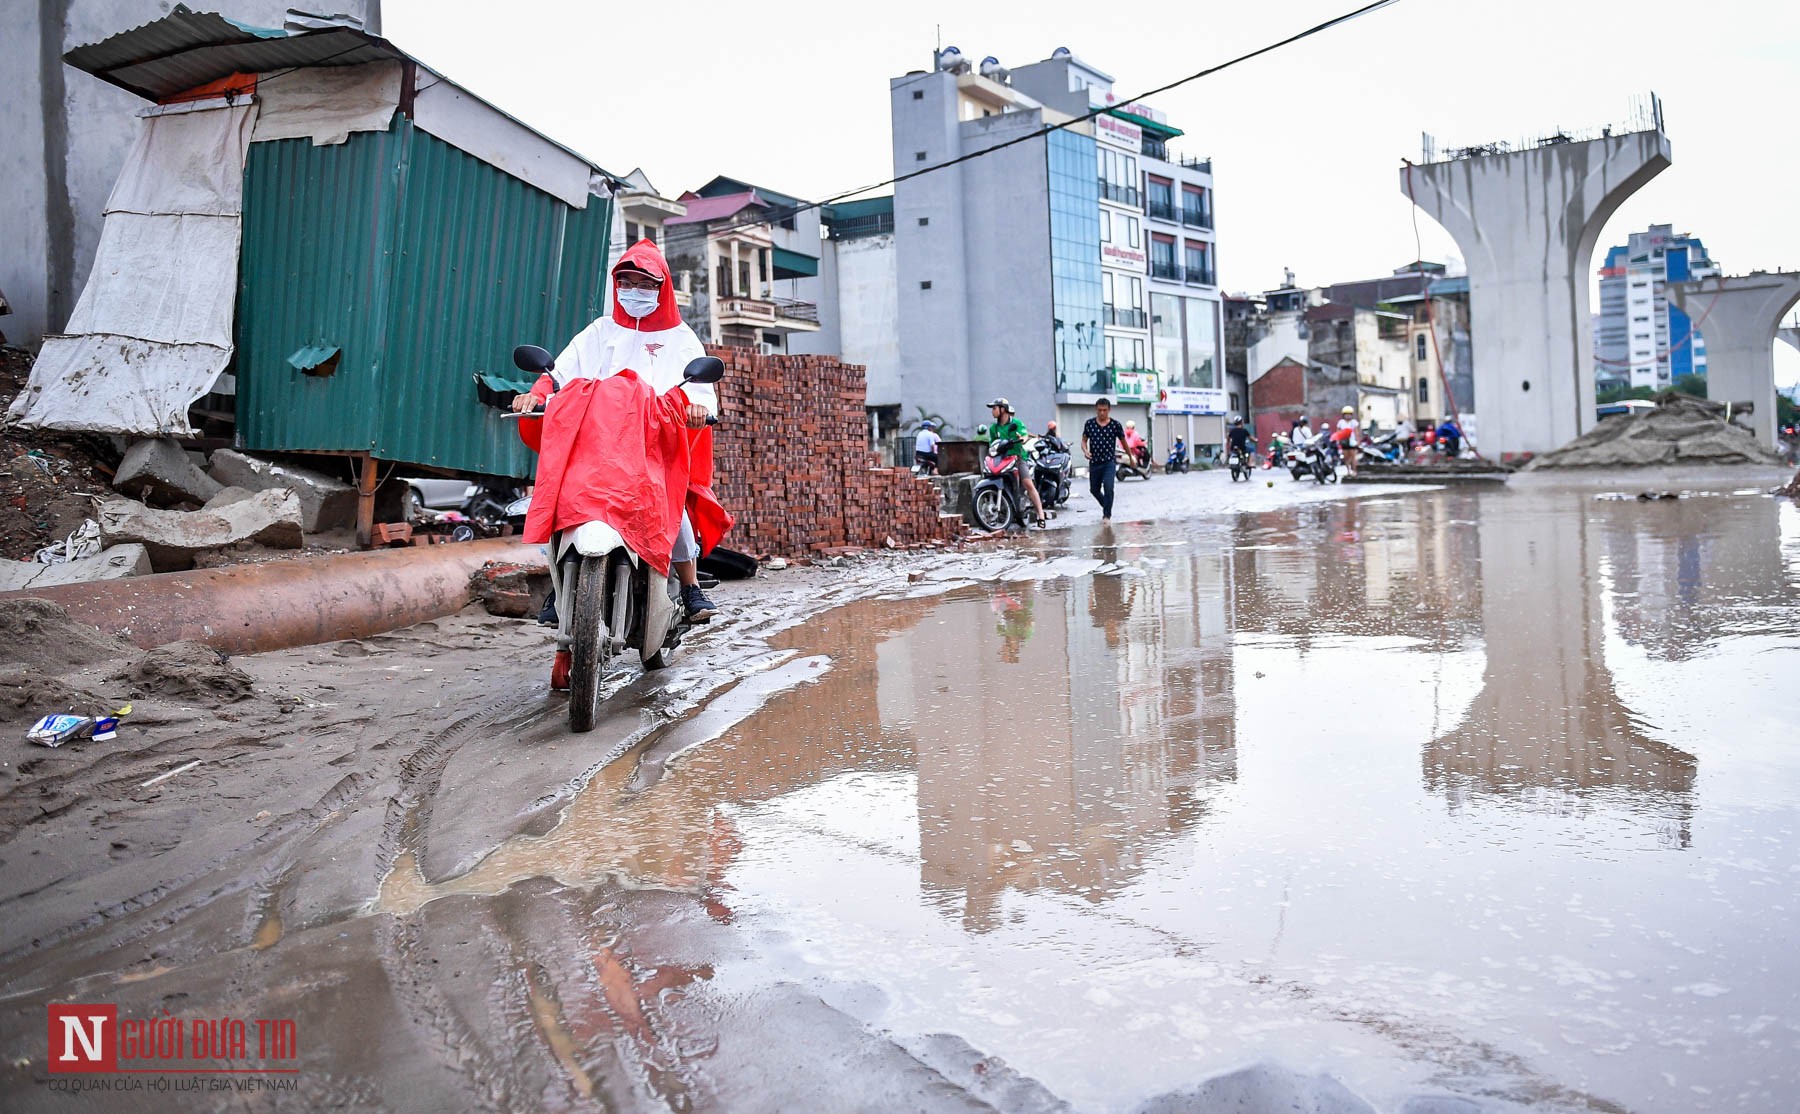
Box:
[1669,273,1800,447]
[1401,129,1671,459]
[1777,325,1800,354]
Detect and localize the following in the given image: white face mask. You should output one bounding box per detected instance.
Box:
[617,287,660,319]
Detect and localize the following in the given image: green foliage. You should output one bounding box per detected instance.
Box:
[1597,374,1708,406]
[1672,373,1708,398]
[1778,392,1799,429]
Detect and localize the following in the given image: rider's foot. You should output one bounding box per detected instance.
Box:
[682,584,718,623]
[550,649,571,691]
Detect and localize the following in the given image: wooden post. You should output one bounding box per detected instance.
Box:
[355,452,378,549]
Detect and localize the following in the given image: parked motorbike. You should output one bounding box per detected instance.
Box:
[1290,431,1337,485]
[510,344,726,732]
[1166,438,1190,474]
[1032,438,1073,508]
[1359,432,1404,464]
[465,481,530,534]
[973,439,1034,530]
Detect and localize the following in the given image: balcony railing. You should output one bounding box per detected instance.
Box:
[1177,154,1213,174]
[1098,179,1140,207]
[1141,136,1169,161]
[1183,266,1217,287]
[1146,198,1179,223]
[1181,207,1213,230]
[1105,305,1147,329]
[828,213,894,241]
[716,295,821,330]
[1150,260,1181,281]
[774,297,820,325]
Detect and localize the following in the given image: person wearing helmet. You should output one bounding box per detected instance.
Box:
[988,397,1045,527]
[1335,404,1361,476]
[1042,420,1068,454]
[1122,418,1149,471]
[913,419,941,474]
[1226,414,1253,461]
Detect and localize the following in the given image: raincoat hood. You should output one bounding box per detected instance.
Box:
[612,240,684,331]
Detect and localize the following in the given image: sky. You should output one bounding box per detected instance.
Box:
[385,0,1800,387]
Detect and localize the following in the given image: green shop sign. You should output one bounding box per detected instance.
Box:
[1112,370,1158,403]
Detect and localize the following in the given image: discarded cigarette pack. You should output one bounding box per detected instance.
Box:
[27,714,93,747]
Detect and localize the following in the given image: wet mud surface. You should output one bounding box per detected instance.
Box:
[2,481,1798,1111]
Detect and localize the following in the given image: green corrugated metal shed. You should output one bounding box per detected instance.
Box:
[237,116,613,478]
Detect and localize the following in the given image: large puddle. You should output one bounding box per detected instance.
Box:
[398,488,1800,1111]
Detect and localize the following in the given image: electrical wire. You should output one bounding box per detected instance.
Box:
[711,0,1404,234]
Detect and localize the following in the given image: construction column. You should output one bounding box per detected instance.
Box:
[1669,273,1800,448]
[1401,128,1670,458]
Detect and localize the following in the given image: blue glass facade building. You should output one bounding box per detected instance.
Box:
[1048,130,1105,395]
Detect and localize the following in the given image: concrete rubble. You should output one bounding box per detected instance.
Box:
[98,487,304,570]
[1524,393,1785,470]
[112,436,224,506]
[208,449,359,532]
[0,544,152,593]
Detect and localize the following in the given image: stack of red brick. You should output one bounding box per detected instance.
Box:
[704,347,961,557]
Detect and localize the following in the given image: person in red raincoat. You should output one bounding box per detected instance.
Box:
[514,240,733,631]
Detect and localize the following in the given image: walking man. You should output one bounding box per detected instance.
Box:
[1082,397,1127,520]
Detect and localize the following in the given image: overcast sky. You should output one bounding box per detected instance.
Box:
[386,0,1800,386]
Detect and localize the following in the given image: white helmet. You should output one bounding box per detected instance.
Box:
[1125,420,1137,429]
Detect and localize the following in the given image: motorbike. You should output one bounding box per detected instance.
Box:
[1033,438,1073,508]
[973,439,1036,530]
[1166,438,1190,474]
[1360,432,1405,464]
[1118,439,1153,481]
[1227,444,1253,482]
[1290,431,1337,485]
[510,344,727,732]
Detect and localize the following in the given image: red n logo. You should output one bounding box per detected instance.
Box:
[47,1004,117,1073]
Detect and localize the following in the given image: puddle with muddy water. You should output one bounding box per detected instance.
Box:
[398,488,1800,1112]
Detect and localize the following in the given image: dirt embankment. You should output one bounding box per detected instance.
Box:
[1525,392,1783,470]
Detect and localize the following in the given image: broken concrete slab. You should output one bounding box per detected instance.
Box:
[208,449,358,532]
[112,437,224,506]
[0,544,152,593]
[203,486,260,509]
[98,489,304,571]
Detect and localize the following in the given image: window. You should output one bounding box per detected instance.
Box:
[912,90,923,100]
[1132,338,1146,370]
[918,217,929,226]
[625,221,641,243]
[915,151,927,161]
[1416,335,1427,361]
[1100,209,1111,241]
[1102,272,1114,305]
[1417,377,1429,403]
[643,225,657,245]
[1149,234,1177,278]
[1147,177,1173,212]
[1128,276,1143,309]
[1127,215,1140,248]
[1183,241,1210,284]
[920,280,932,290]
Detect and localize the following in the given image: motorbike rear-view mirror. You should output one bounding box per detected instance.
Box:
[682,356,725,384]
[513,344,555,373]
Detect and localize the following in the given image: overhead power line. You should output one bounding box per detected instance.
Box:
[712,0,1404,234]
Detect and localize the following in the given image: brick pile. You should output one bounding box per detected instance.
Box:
[704,347,962,557]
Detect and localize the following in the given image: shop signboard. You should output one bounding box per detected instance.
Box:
[1112,370,1158,403]
[1154,387,1228,415]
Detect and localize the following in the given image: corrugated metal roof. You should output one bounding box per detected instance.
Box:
[65,6,392,101]
[666,191,769,225]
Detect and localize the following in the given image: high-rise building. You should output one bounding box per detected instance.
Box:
[889,48,1222,443]
[1595,224,1717,391]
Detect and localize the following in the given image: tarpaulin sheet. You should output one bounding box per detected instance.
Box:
[9,99,254,436]
[252,60,400,146]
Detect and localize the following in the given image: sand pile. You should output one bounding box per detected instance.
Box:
[1525,393,1782,470]
[0,598,137,671]
[113,640,254,703]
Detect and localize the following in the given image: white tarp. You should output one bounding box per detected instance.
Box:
[9,99,255,436]
[252,60,401,146]
[412,72,595,209]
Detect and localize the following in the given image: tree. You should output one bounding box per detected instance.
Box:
[1672,373,1708,398]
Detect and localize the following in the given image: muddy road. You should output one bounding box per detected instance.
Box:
[2,476,1798,1112]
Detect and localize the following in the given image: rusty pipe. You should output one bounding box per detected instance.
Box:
[4,539,540,655]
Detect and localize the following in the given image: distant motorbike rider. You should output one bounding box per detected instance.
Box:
[1226,415,1253,462]
[987,398,1046,528]
[1041,420,1069,454]
[913,420,941,473]
[513,240,724,628]
[1123,419,1149,469]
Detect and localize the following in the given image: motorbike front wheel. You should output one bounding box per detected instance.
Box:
[569,554,616,732]
[973,485,1016,531]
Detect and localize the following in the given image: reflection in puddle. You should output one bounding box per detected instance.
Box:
[398,490,1800,1112]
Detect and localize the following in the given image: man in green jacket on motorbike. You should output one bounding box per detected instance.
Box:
[987,398,1046,528]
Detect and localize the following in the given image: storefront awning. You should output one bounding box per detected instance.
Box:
[772,246,818,280]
